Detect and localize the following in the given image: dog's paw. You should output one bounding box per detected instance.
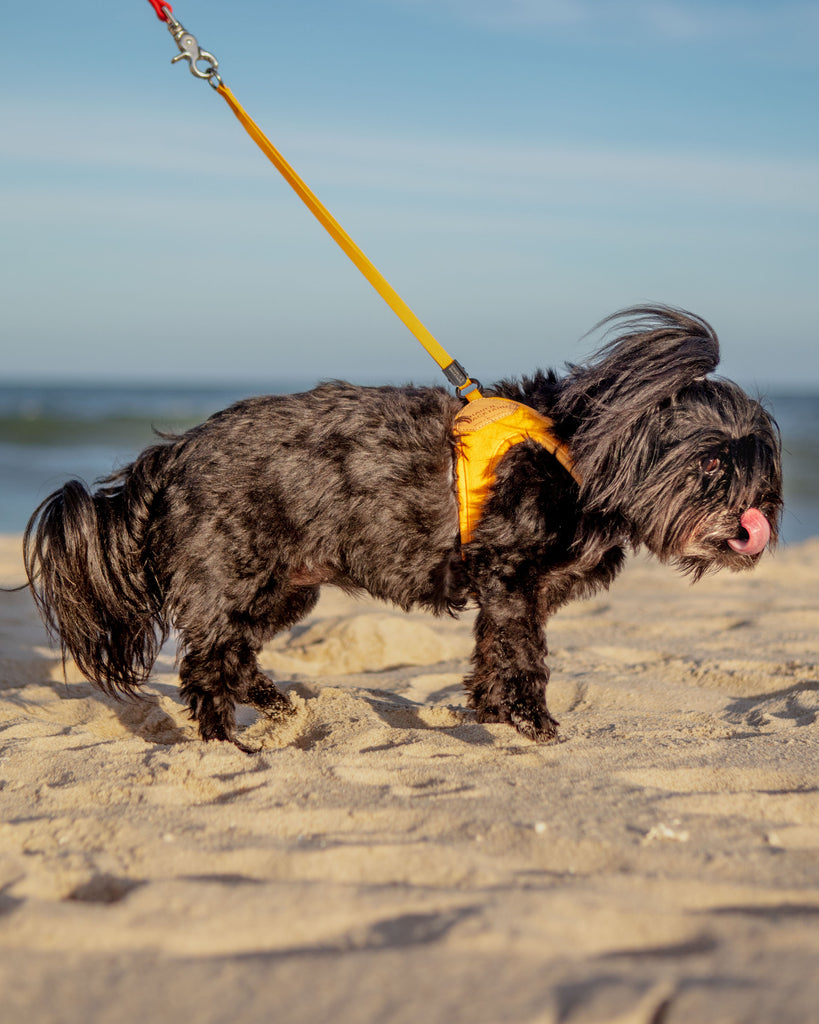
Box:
[230,734,263,756]
[195,718,257,754]
[473,701,559,744]
[509,706,560,744]
[198,722,262,755]
[245,677,296,721]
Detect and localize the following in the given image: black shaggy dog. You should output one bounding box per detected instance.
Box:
[24,307,782,752]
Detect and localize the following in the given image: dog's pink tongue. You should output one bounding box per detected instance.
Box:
[728,508,771,555]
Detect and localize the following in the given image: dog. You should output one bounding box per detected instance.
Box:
[24,306,783,751]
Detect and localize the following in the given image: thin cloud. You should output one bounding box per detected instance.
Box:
[4,99,818,213]
[391,0,819,48]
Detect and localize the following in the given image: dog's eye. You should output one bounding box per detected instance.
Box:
[701,457,722,476]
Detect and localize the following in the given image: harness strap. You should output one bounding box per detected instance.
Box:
[455,398,581,545]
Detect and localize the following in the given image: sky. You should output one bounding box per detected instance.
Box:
[2,0,817,390]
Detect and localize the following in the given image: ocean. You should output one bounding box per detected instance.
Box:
[0,383,816,544]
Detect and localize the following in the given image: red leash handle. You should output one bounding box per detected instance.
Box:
[147,0,172,20]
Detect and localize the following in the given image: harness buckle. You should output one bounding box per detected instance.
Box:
[443,359,482,400]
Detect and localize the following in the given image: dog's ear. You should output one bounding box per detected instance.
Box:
[561,305,719,417]
[556,306,720,508]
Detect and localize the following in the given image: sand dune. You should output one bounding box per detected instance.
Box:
[1,533,818,1023]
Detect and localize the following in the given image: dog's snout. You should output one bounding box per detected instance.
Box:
[727,508,771,555]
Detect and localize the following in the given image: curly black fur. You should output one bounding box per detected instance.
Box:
[24,307,783,750]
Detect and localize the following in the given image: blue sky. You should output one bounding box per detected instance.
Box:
[3,1,817,389]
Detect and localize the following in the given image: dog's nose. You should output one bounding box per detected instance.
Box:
[727,508,771,555]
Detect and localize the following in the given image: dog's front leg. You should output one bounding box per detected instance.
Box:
[465,588,558,743]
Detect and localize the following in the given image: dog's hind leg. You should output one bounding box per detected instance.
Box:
[464,588,559,743]
[177,585,320,751]
[240,585,321,722]
[179,643,268,752]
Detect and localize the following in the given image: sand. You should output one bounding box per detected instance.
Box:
[1,532,818,1023]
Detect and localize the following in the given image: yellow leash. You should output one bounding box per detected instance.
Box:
[148,2,482,401]
[216,84,479,397]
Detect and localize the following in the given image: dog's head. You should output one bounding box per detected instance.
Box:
[556,306,783,578]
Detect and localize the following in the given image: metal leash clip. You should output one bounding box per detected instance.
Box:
[162,8,223,88]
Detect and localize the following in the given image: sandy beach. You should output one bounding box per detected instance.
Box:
[1,531,817,1023]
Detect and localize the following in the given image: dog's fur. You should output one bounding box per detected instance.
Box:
[24,307,783,750]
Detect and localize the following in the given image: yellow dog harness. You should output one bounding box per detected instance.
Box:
[455,398,581,545]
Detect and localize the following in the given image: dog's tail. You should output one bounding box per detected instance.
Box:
[24,444,171,696]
